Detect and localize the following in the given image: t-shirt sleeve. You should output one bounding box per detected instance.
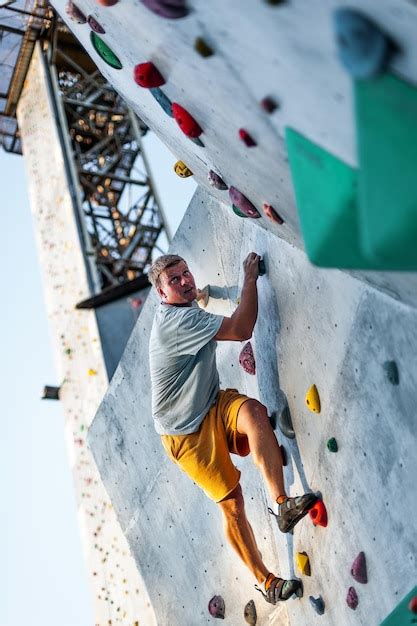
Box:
[176,307,224,356]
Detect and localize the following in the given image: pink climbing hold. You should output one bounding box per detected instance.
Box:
[208,595,225,619]
[260,96,278,113]
[66,1,87,23]
[346,586,358,610]
[239,342,256,375]
[263,203,284,224]
[140,0,189,19]
[239,128,257,147]
[87,15,105,33]
[134,62,165,88]
[229,187,260,218]
[208,170,228,190]
[172,103,202,138]
[351,551,367,584]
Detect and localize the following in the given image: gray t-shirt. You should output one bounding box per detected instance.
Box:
[149,302,223,435]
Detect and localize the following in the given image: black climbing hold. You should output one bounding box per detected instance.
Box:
[309,595,325,615]
[194,37,214,58]
[327,437,338,453]
[383,360,399,385]
[149,88,173,117]
[258,258,266,276]
[244,599,257,625]
[278,405,295,439]
[280,444,287,467]
[90,32,122,69]
[333,8,397,79]
[208,595,225,619]
[260,96,278,114]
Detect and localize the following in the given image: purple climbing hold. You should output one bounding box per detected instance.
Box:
[229,187,261,218]
[239,342,256,375]
[208,170,228,190]
[87,15,105,33]
[351,551,367,584]
[346,586,358,610]
[208,595,225,619]
[66,1,87,23]
[260,96,278,114]
[140,0,189,19]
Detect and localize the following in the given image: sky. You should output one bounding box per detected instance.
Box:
[0,135,196,626]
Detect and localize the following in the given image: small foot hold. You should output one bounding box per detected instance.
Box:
[174,160,193,178]
[239,128,257,147]
[351,551,367,584]
[277,405,295,439]
[280,444,287,466]
[258,258,266,276]
[194,36,214,57]
[263,202,284,224]
[172,103,202,138]
[327,437,338,453]
[309,595,325,615]
[305,384,321,413]
[383,360,399,385]
[346,586,358,610]
[239,342,256,375]
[149,88,173,116]
[260,96,278,113]
[309,499,327,527]
[296,551,311,576]
[243,599,257,625]
[208,595,225,619]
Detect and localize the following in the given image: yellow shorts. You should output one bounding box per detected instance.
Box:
[161,389,251,502]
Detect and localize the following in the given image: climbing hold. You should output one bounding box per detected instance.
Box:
[258,258,266,276]
[149,88,173,117]
[239,128,257,147]
[327,437,338,453]
[309,500,327,527]
[277,405,295,439]
[305,384,321,413]
[265,0,286,4]
[383,361,399,385]
[141,0,189,19]
[263,203,284,224]
[174,160,193,178]
[296,552,311,576]
[188,136,205,147]
[333,8,396,79]
[87,15,105,33]
[346,586,358,610]
[239,342,256,375]
[172,103,202,138]
[280,444,287,467]
[351,552,367,584]
[88,368,98,376]
[260,96,278,114]
[208,170,228,190]
[244,599,257,625]
[229,187,261,218]
[409,596,417,613]
[232,205,248,219]
[96,0,118,6]
[66,1,87,23]
[90,33,122,69]
[194,37,214,58]
[130,297,142,309]
[309,595,325,615]
[133,62,165,88]
[208,595,225,619]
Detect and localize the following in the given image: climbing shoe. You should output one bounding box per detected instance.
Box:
[255,574,303,605]
[271,493,318,533]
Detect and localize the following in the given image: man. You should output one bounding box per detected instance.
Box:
[148,252,317,604]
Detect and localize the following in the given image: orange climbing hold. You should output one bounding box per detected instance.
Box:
[263,203,284,224]
[133,62,165,88]
[239,128,257,147]
[172,103,202,138]
[96,0,118,6]
[309,499,327,527]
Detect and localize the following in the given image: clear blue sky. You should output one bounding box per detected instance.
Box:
[0,135,195,626]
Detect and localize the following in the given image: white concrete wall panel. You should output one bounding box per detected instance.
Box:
[50,0,417,305]
[89,188,417,625]
[17,44,156,626]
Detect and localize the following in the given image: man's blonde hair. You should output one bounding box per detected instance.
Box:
[148,254,186,288]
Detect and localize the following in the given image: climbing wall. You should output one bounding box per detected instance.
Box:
[50,0,417,304]
[17,44,156,626]
[89,187,417,626]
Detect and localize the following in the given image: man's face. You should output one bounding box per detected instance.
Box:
[157,261,197,305]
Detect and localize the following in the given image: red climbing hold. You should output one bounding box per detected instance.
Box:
[263,203,284,224]
[239,342,256,375]
[351,551,367,584]
[208,595,225,619]
[133,62,165,88]
[239,128,257,147]
[229,187,261,218]
[409,596,417,613]
[346,586,358,610]
[260,96,278,113]
[309,499,327,527]
[172,103,202,138]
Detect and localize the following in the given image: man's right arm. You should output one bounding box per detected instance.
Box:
[214,252,260,342]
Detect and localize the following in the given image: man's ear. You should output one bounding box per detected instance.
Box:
[156,284,166,300]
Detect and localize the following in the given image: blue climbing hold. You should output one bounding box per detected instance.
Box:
[149,88,173,117]
[309,595,325,615]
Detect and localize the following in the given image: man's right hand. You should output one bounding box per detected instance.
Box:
[243,252,261,282]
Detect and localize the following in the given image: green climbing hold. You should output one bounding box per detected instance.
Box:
[383,361,399,385]
[232,204,248,219]
[90,32,122,69]
[327,437,338,453]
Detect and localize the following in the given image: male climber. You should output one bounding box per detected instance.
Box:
[148,253,317,604]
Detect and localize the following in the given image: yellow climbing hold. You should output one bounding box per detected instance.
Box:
[174,160,193,178]
[296,551,311,576]
[88,368,98,376]
[305,384,321,413]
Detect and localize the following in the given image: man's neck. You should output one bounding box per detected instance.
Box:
[161,300,193,307]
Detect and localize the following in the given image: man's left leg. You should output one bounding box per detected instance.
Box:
[236,399,317,532]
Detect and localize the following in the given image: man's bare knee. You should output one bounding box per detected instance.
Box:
[237,399,270,436]
[218,484,245,521]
